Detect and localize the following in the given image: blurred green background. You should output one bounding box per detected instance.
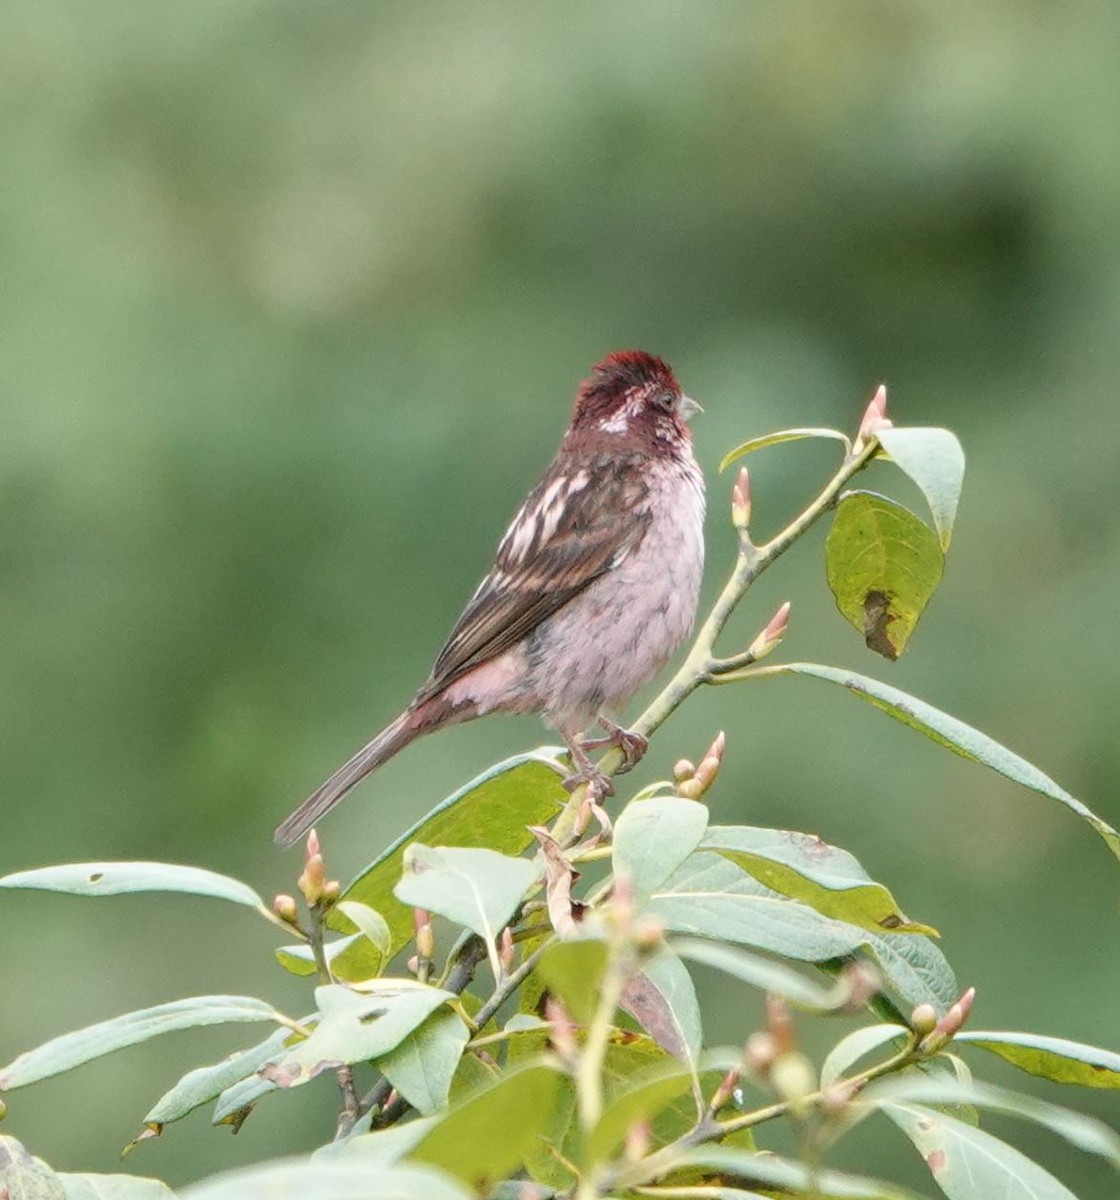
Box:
[1,1,1117,1192]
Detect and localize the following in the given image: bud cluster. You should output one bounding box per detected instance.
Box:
[673,731,726,800]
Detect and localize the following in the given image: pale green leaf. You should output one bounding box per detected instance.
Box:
[702,825,935,935]
[868,1077,1120,1167]
[621,945,702,1065]
[720,427,851,471]
[614,796,709,900]
[676,1146,922,1199]
[649,852,957,1010]
[378,1009,469,1114]
[773,663,1120,863]
[179,1160,469,1200]
[143,1026,294,1127]
[275,933,364,978]
[883,1101,1079,1199]
[821,1024,909,1087]
[826,491,943,660]
[0,862,262,911]
[211,1071,277,1125]
[0,996,281,1090]
[61,1176,176,1200]
[0,1135,66,1200]
[335,902,392,962]
[331,1117,438,1162]
[956,1029,1120,1088]
[260,982,451,1088]
[330,750,568,980]
[394,844,537,950]
[877,426,965,550]
[673,936,836,1009]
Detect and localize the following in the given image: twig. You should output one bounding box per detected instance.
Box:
[604,1034,918,1194]
[550,437,878,847]
[307,899,361,1137]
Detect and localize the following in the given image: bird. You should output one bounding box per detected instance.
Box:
[275,350,706,846]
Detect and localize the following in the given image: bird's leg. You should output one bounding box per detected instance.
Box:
[579,716,649,775]
[560,731,616,799]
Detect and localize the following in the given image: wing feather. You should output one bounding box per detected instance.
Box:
[416,451,650,701]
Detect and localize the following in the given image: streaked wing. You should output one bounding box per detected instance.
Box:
[417,451,651,700]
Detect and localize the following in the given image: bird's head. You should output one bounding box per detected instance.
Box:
[569,350,701,454]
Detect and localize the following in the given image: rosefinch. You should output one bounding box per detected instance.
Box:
[275,351,704,845]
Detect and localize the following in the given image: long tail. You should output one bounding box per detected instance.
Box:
[274,710,421,846]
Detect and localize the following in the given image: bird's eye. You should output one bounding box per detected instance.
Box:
[652,389,676,412]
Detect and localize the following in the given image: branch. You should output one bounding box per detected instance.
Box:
[550,437,878,845]
[603,1032,919,1194]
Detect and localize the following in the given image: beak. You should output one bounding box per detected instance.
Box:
[679,394,703,421]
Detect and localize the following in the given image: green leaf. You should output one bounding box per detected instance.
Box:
[60,1176,176,1200]
[0,862,263,912]
[179,1160,469,1200]
[649,852,957,1011]
[826,491,944,660]
[588,1045,742,1162]
[882,1101,1079,1199]
[409,1061,566,1187]
[956,1029,1120,1088]
[877,426,965,551]
[394,844,538,955]
[613,796,709,900]
[535,937,609,1026]
[676,1146,922,1199]
[720,427,851,471]
[378,1009,470,1114]
[330,750,568,981]
[621,945,703,1065]
[336,902,392,962]
[275,933,364,978]
[821,1024,909,1087]
[773,663,1120,863]
[142,1026,294,1129]
[702,825,936,935]
[673,937,837,1009]
[868,1077,1120,1167]
[211,1071,277,1126]
[260,982,451,1088]
[0,996,281,1090]
[0,1135,66,1200]
[330,1117,439,1162]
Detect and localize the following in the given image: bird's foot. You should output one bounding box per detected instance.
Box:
[561,766,616,799]
[580,719,649,775]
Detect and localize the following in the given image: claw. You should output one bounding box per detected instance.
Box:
[579,718,649,775]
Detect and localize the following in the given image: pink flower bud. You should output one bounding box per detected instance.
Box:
[709,1067,741,1114]
[500,927,516,972]
[766,994,795,1054]
[624,1118,651,1162]
[673,758,696,782]
[297,853,326,905]
[272,894,299,924]
[746,602,791,662]
[745,1030,779,1075]
[857,384,892,441]
[731,466,752,531]
[545,995,577,1058]
[305,829,322,863]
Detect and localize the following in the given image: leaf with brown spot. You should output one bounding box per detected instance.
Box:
[826,491,944,659]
